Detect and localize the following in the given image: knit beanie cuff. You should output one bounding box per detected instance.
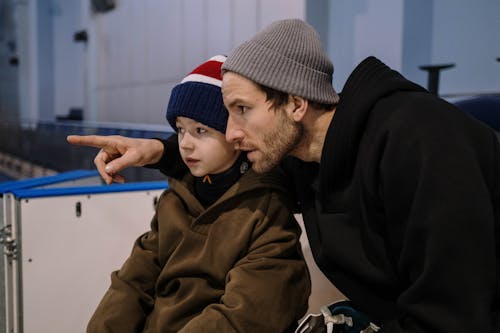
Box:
[167,82,227,133]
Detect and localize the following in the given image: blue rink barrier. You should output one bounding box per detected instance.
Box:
[10,180,168,199]
[0,169,100,194]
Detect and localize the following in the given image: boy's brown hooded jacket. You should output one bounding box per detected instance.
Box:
[87,168,311,332]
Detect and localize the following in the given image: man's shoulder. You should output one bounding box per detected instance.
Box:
[373,91,481,136]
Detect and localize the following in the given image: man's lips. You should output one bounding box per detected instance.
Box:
[235,144,258,160]
[245,150,259,161]
[236,143,255,152]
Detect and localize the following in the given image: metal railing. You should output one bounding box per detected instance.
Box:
[0,119,174,182]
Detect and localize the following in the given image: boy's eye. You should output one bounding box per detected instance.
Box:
[196,127,207,134]
[177,127,185,134]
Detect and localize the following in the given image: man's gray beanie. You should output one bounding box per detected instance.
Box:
[222,18,339,105]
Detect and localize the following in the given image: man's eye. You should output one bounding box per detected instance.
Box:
[177,127,185,134]
[238,106,249,114]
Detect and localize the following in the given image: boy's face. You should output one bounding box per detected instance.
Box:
[176,116,239,177]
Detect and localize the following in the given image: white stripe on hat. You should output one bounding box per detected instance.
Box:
[209,55,227,63]
[181,73,223,87]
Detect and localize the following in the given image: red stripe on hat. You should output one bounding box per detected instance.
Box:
[189,60,223,81]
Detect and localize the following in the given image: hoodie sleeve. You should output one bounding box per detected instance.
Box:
[178,190,311,333]
[146,134,189,179]
[379,102,499,332]
[86,214,161,333]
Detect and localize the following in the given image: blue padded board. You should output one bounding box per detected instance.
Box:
[454,96,500,131]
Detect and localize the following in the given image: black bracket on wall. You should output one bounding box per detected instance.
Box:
[8,55,19,66]
[91,0,116,13]
[419,63,455,95]
[73,30,88,43]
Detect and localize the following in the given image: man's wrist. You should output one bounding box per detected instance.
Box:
[145,138,166,169]
[150,138,165,165]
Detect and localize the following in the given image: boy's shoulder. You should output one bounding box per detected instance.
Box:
[237,167,289,195]
[161,167,291,209]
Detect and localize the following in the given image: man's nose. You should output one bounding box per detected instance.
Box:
[225,116,243,144]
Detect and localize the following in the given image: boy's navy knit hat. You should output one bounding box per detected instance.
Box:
[222,19,339,105]
[167,55,227,133]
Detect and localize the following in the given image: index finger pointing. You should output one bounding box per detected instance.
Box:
[67,135,112,149]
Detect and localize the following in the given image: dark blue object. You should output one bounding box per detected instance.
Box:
[0,170,99,194]
[454,96,500,131]
[325,300,381,333]
[10,181,168,199]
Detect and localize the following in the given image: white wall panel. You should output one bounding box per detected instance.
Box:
[182,0,207,73]
[130,86,148,123]
[114,3,131,85]
[232,0,259,46]
[107,88,130,122]
[119,0,135,85]
[258,0,305,28]
[353,0,403,71]
[129,0,148,84]
[105,12,122,87]
[118,86,135,122]
[146,82,176,126]
[146,0,184,82]
[94,17,110,88]
[431,0,500,95]
[52,0,85,117]
[206,0,233,56]
[95,90,108,122]
[92,0,306,124]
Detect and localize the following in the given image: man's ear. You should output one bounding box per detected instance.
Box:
[287,95,308,122]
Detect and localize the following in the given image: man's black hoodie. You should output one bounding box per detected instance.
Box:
[287,57,500,332]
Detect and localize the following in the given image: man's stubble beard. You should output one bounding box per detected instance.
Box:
[251,114,303,173]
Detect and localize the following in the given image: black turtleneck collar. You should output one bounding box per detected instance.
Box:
[194,154,250,207]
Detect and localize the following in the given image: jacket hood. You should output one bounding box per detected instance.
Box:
[320,57,426,204]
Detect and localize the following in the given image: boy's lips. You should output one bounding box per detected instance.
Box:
[185,157,200,166]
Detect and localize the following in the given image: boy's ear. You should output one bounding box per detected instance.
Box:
[287,95,308,122]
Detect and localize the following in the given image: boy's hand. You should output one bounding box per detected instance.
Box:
[67,135,164,184]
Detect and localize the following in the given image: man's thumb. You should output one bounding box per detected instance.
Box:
[104,156,129,176]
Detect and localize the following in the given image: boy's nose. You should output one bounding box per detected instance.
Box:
[179,134,193,149]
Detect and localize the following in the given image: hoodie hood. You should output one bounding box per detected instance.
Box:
[320,57,427,205]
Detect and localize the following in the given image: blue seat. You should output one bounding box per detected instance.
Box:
[454,96,500,132]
